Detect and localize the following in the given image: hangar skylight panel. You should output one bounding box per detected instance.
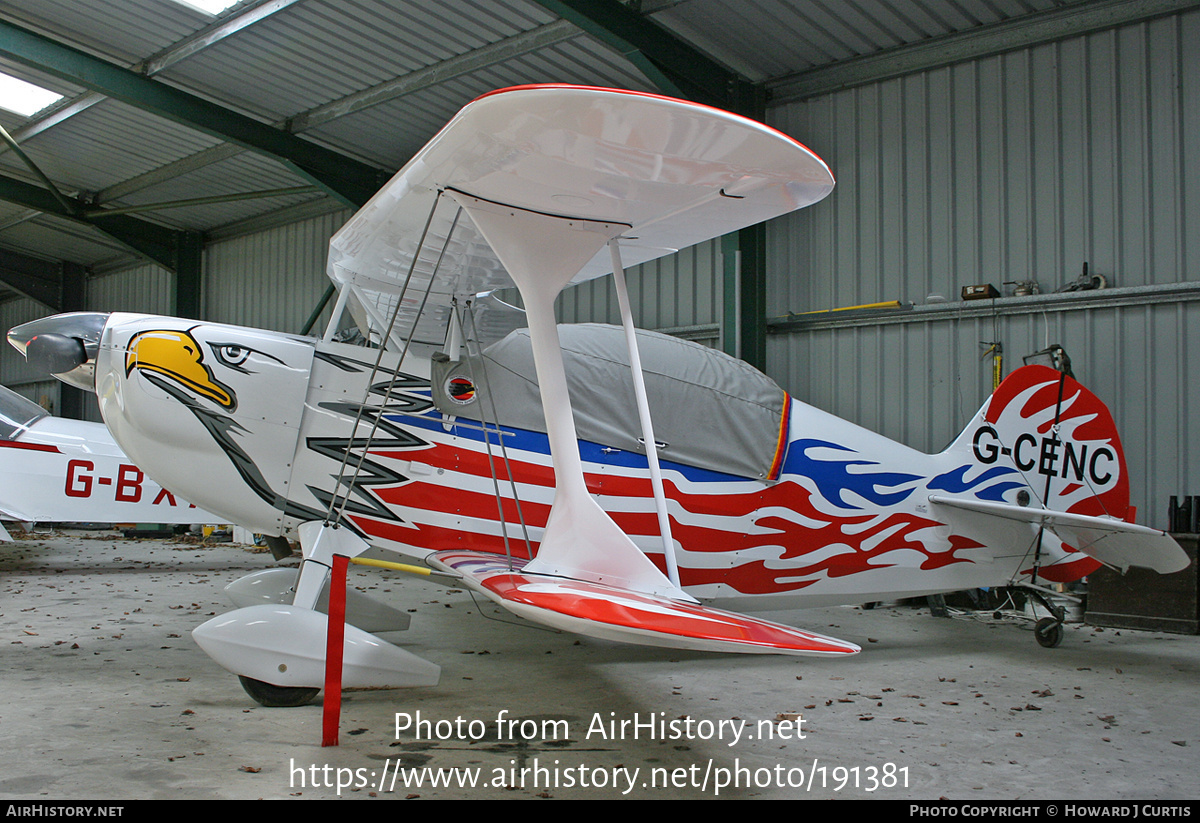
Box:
[168,0,241,16]
[0,72,62,118]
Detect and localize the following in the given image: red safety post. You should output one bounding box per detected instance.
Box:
[322,554,349,747]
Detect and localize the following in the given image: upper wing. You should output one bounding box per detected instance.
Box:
[326,84,835,349]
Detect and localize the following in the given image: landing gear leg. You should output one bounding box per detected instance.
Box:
[290,521,367,611]
[194,520,439,704]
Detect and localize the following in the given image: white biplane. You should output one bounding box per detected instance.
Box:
[8,85,1187,707]
[0,382,216,539]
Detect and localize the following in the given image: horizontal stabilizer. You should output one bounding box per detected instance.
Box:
[928,495,1189,574]
[429,551,860,656]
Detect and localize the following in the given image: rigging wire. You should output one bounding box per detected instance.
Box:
[333,207,462,526]
[460,298,534,568]
[324,198,461,526]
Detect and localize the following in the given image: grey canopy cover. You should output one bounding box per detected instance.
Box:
[431,323,788,480]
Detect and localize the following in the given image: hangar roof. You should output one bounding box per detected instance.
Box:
[0,0,1187,303]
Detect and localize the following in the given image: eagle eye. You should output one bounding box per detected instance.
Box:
[212,344,251,368]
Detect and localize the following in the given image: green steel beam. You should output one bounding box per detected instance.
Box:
[0,19,385,208]
[736,222,767,371]
[720,233,739,358]
[86,185,320,217]
[528,0,752,109]
[726,87,768,371]
[301,283,336,336]
[0,176,204,319]
[0,172,183,272]
[61,260,86,312]
[174,231,203,319]
[0,252,88,315]
[721,224,768,371]
[59,261,89,419]
[0,247,61,309]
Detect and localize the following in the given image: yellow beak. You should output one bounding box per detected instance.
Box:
[125,329,236,410]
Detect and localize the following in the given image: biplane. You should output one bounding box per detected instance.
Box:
[8,85,1186,707]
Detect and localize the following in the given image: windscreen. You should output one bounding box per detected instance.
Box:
[0,385,48,441]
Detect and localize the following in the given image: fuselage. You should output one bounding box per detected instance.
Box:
[71,311,1103,610]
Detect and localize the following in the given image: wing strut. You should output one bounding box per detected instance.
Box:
[448,189,691,601]
[608,238,681,588]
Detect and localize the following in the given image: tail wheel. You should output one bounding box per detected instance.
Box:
[1034,617,1064,648]
[238,675,320,707]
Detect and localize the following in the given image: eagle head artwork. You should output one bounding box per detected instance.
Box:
[8,309,440,552]
[99,314,323,537]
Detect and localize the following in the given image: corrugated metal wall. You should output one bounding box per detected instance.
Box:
[86,262,175,315]
[769,12,1199,312]
[203,208,352,333]
[0,296,63,413]
[765,9,1200,528]
[556,238,723,345]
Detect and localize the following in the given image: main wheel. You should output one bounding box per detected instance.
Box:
[1034,617,1064,649]
[238,675,320,707]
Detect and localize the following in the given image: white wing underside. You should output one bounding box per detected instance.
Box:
[326,85,835,348]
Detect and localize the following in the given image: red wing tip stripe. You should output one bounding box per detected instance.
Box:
[431,551,858,655]
[482,573,858,655]
[0,439,61,453]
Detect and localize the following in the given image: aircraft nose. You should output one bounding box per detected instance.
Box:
[7,311,110,391]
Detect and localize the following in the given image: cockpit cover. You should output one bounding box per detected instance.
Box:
[431,324,789,480]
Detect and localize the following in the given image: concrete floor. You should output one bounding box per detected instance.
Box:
[1,528,1197,801]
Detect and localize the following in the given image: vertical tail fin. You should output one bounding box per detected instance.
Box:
[947,364,1130,521]
[938,365,1148,581]
[937,366,1185,577]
